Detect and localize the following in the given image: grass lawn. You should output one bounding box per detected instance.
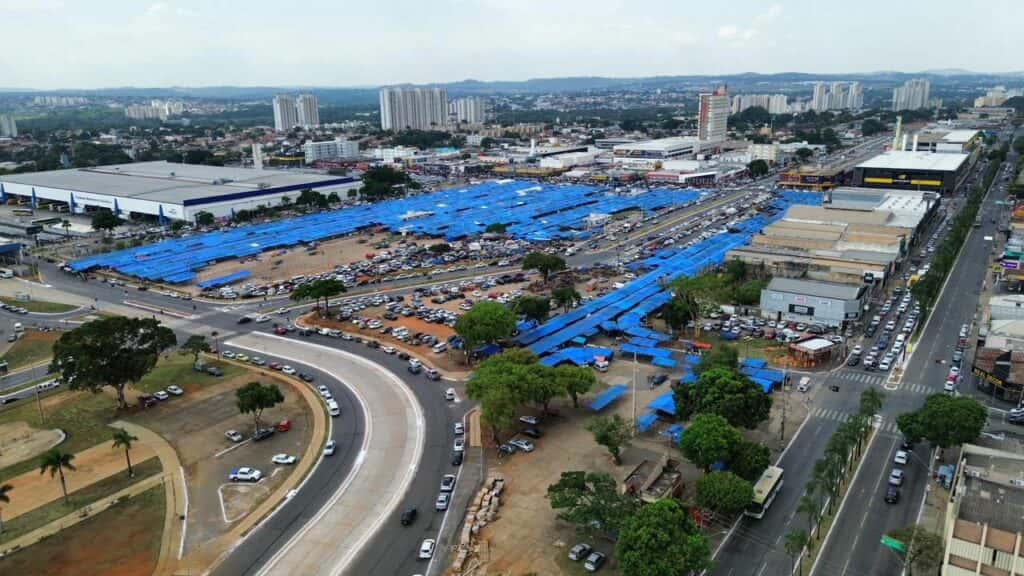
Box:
[134,353,247,394]
[0,456,160,545]
[0,297,78,314]
[0,483,165,576]
[67,311,120,323]
[1,330,61,370]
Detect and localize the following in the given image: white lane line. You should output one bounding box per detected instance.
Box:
[214,439,251,458]
[425,408,472,575]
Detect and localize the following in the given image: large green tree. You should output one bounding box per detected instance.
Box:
[552,286,582,312]
[668,273,726,338]
[747,159,770,178]
[729,439,772,482]
[587,414,632,464]
[290,278,347,317]
[896,394,987,448]
[180,334,211,364]
[90,209,122,235]
[50,317,177,409]
[678,367,772,428]
[521,252,567,281]
[39,448,76,505]
[785,530,809,576]
[511,295,551,323]
[695,471,754,516]
[454,300,516,354]
[694,344,739,376]
[546,471,638,537]
[615,499,712,576]
[236,381,285,435]
[678,414,742,472]
[552,364,596,408]
[886,525,944,575]
[465,348,541,440]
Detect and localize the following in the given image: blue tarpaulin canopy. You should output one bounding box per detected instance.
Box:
[660,424,684,443]
[678,370,696,385]
[750,377,774,393]
[589,384,628,411]
[741,358,768,369]
[647,392,676,415]
[196,270,250,289]
[637,412,659,432]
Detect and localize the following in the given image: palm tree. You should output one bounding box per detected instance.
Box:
[0,483,11,533]
[112,428,139,478]
[785,529,809,576]
[60,219,71,238]
[859,388,885,419]
[797,485,821,542]
[39,448,76,505]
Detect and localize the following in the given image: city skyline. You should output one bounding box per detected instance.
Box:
[1,0,1022,90]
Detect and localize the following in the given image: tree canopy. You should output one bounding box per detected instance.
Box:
[886,525,944,574]
[695,471,754,515]
[290,278,346,316]
[694,344,739,376]
[587,414,632,464]
[678,413,742,472]
[728,439,771,482]
[521,252,567,281]
[50,316,176,409]
[675,367,772,428]
[552,286,582,312]
[552,363,595,408]
[512,295,551,323]
[547,471,638,537]
[615,499,712,576]
[897,394,987,448]
[747,159,770,178]
[180,334,211,363]
[485,222,507,234]
[236,381,285,434]
[91,209,123,234]
[454,300,516,352]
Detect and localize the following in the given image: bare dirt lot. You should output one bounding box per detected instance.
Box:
[0,421,63,469]
[188,230,445,294]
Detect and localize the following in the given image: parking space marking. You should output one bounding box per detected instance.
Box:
[214,439,252,458]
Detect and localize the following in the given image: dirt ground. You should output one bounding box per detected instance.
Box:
[3,437,156,520]
[459,353,811,576]
[188,230,445,294]
[220,481,272,523]
[0,421,63,469]
[0,483,165,576]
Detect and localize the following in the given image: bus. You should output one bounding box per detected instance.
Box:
[745,466,784,519]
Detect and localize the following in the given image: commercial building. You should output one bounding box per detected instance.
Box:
[973,86,1022,108]
[759,277,865,328]
[892,78,931,111]
[0,161,360,223]
[778,164,844,190]
[303,138,360,164]
[379,87,448,131]
[613,137,702,161]
[452,97,486,124]
[272,94,299,132]
[295,94,320,128]
[941,444,1024,574]
[852,151,969,195]
[908,129,982,155]
[698,85,729,142]
[538,151,598,170]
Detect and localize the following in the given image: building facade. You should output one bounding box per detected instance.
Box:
[0,115,17,138]
[892,78,931,111]
[452,97,486,124]
[698,85,729,142]
[303,138,359,164]
[295,94,320,128]
[273,94,299,132]
[759,277,865,327]
[379,87,448,131]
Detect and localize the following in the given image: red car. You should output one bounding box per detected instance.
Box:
[276,419,291,432]
[273,326,287,335]
[269,362,282,370]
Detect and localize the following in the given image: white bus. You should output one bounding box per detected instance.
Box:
[745,466,784,519]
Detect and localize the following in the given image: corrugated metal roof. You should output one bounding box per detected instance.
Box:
[767,277,864,300]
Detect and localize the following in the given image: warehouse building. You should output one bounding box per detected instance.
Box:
[759,277,866,328]
[852,151,969,196]
[0,161,361,223]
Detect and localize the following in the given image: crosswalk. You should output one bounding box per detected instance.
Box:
[903,383,933,395]
[810,407,900,434]
[830,371,886,387]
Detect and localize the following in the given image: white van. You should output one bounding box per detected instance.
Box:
[327,399,340,417]
[0,269,13,279]
[13,322,24,333]
[797,376,811,392]
[432,341,447,354]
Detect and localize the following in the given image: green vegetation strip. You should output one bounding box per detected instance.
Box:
[0,297,78,314]
[1,332,60,371]
[134,353,246,394]
[0,456,160,545]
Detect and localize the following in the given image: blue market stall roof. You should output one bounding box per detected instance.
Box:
[637,412,659,433]
[69,180,704,284]
[588,384,628,411]
[647,392,676,415]
[660,424,684,443]
[196,270,251,290]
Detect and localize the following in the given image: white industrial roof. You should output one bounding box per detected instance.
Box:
[941,129,980,143]
[856,151,968,172]
[613,137,701,153]
[0,161,350,205]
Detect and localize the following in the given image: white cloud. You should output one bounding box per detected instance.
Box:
[717,25,738,40]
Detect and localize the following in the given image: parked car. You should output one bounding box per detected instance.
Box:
[568,543,592,562]
[453,422,464,435]
[323,440,336,456]
[206,366,224,377]
[435,492,451,511]
[894,450,909,465]
[440,474,456,492]
[509,439,534,452]
[521,427,542,439]
[419,538,436,559]
[519,415,539,426]
[271,453,296,465]
[584,551,607,572]
[885,486,900,504]
[452,451,464,466]
[228,467,262,482]
[453,438,465,452]
[167,385,184,396]
[225,430,244,443]
[888,469,904,486]
[252,428,275,441]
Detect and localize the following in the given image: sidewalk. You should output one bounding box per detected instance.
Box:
[431,410,485,576]
[111,420,187,576]
[0,473,163,557]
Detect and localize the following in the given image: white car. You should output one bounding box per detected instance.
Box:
[519,415,539,426]
[445,388,456,401]
[317,385,332,398]
[222,351,236,359]
[453,437,465,452]
[323,440,336,456]
[851,345,863,356]
[894,450,909,465]
[419,539,436,559]
[276,307,288,315]
[229,467,262,482]
[281,365,296,375]
[255,315,271,323]
[225,430,244,443]
[382,346,396,355]
[154,390,169,400]
[272,454,297,465]
[509,439,534,452]
[166,385,184,396]
[440,474,456,492]
[453,422,464,435]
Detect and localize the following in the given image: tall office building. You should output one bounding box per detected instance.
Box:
[892,79,931,111]
[379,87,448,131]
[295,94,320,128]
[698,85,729,142]
[847,82,864,110]
[0,115,17,138]
[812,82,829,112]
[452,97,486,124]
[272,94,299,132]
[731,94,789,115]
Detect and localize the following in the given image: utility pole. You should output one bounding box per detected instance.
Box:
[780,368,788,442]
[631,350,638,436]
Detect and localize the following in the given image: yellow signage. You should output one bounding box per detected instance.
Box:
[864,177,892,184]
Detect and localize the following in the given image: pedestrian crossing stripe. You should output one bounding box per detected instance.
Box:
[810,408,900,433]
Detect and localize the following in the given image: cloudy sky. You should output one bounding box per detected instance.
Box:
[1,0,1021,89]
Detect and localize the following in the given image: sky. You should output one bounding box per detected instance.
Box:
[1,0,1022,90]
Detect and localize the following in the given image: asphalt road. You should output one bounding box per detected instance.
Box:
[811,133,1016,576]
